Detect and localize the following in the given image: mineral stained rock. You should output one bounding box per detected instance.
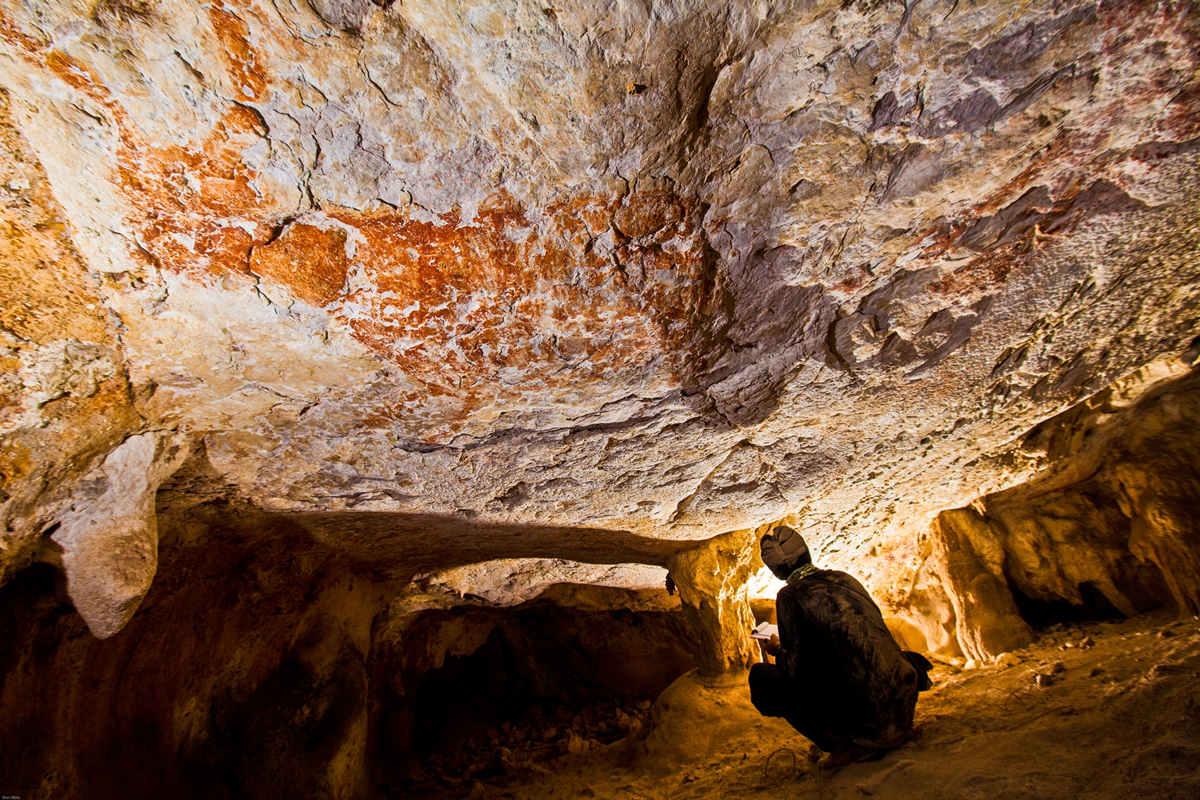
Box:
[1,3,1200,799]
[0,0,1197,640]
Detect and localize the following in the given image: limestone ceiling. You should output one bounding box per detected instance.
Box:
[1,0,1198,606]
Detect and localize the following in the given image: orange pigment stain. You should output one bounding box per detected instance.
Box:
[35,44,276,278]
[1,5,731,428]
[249,223,350,307]
[324,188,725,396]
[129,105,274,276]
[208,1,270,101]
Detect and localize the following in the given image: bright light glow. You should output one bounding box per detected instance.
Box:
[747,564,786,600]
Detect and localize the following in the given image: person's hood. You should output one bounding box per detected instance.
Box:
[760,526,810,578]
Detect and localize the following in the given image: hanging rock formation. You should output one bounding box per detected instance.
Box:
[49,430,190,637]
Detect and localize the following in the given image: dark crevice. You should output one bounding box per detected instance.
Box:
[1008,581,1128,631]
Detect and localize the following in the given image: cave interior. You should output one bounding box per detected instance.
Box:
[1,0,1199,797]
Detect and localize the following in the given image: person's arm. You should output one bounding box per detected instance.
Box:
[773,584,805,665]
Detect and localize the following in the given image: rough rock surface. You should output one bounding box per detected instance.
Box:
[423,558,670,607]
[0,1,1198,796]
[919,363,1200,661]
[2,0,1197,608]
[50,430,189,637]
[0,494,699,798]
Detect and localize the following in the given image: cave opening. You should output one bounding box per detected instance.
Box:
[1007,581,1128,630]
[390,591,698,793]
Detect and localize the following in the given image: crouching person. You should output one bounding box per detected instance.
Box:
[749,526,932,769]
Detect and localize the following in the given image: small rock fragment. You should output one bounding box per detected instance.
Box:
[1080,636,1095,649]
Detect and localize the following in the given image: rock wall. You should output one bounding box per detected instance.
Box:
[0,87,142,586]
[905,360,1200,662]
[0,455,714,799]
[369,586,695,789]
[0,503,382,799]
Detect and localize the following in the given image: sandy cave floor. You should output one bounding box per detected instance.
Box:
[402,610,1200,800]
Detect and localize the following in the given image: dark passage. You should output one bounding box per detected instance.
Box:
[1008,581,1128,630]
[388,598,698,796]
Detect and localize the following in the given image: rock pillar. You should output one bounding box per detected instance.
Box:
[932,508,1033,663]
[667,529,757,675]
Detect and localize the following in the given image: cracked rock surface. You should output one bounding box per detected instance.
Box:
[2,0,1197,621]
[1,1,1199,797]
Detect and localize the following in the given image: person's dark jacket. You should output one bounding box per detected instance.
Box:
[773,568,928,749]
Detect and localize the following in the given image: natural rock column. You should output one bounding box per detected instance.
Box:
[667,529,757,675]
[50,431,190,638]
[932,508,1032,663]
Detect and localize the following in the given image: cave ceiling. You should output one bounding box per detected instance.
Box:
[1,0,1198,633]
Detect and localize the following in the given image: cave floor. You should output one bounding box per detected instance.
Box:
[411,610,1200,800]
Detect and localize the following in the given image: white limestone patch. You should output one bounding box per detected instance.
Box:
[426,558,670,607]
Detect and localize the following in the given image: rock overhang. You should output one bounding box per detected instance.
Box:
[0,0,1196,638]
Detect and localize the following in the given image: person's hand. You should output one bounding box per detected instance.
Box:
[764,633,781,656]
